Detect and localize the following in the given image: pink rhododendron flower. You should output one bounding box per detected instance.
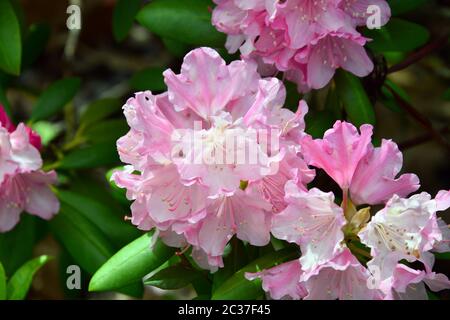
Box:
[248,119,448,299]
[113,47,314,268]
[340,0,391,27]
[380,264,450,300]
[246,259,308,300]
[271,181,346,273]
[301,121,420,205]
[302,248,383,300]
[0,106,59,232]
[247,249,383,300]
[212,0,391,91]
[0,105,41,150]
[359,191,450,280]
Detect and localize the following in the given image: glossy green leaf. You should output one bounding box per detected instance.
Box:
[79,98,122,129]
[59,141,119,169]
[31,121,63,146]
[162,37,190,57]
[380,79,411,113]
[435,252,450,260]
[335,70,375,126]
[89,233,175,292]
[0,0,22,75]
[212,239,248,293]
[365,18,430,53]
[57,190,139,247]
[212,247,298,300]
[22,23,50,69]
[442,88,450,101]
[0,84,12,117]
[387,0,428,15]
[137,0,225,47]
[118,282,144,298]
[31,77,81,121]
[113,0,141,42]
[0,215,36,276]
[284,81,303,113]
[130,67,167,92]
[84,119,128,144]
[305,111,336,138]
[7,255,50,300]
[145,265,203,290]
[0,262,6,300]
[106,167,129,205]
[49,204,116,275]
[70,172,126,212]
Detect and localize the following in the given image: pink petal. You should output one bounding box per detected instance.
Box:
[301,121,373,189]
[0,201,22,233]
[23,171,59,220]
[350,139,420,205]
[245,259,307,299]
[272,182,345,273]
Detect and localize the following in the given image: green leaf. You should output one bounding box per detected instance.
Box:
[0,215,36,276]
[442,88,450,101]
[212,247,298,300]
[118,282,144,298]
[130,67,167,92]
[84,119,128,144]
[113,0,141,42]
[0,0,22,75]
[0,262,6,299]
[106,167,129,205]
[57,190,140,247]
[31,121,63,146]
[49,204,116,275]
[435,252,450,260]
[59,141,119,169]
[0,84,12,117]
[305,111,336,138]
[162,37,190,57]
[89,233,175,292]
[145,265,202,290]
[335,70,375,126]
[69,172,127,213]
[380,79,411,113]
[31,77,81,121]
[22,23,51,69]
[137,0,225,47]
[427,290,440,300]
[284,81,303,113]
[79,98,122,129]
[7,255,50,300]
[212,239,248,293]
[364,18,430,53]
[387,0,428,15]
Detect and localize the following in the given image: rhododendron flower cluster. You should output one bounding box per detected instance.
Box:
[0,106,59,232]
[248,122,450,299]
[114,48,449,298]
[113,47,314,269]
[212,0,391,91]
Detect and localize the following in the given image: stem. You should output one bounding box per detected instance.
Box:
[399,126,449,150]
[342,188,349,212]
[42,161,61,171]
[348,243,372,259]
[385,84,450,152]
[388,33,449,74]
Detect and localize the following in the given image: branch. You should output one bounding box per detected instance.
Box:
[388,33,449,74]
[385,84,450,152]
[399,126,449,150]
